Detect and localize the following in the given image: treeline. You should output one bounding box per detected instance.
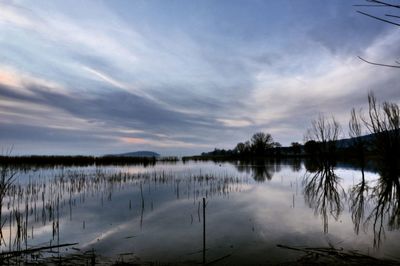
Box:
[200,132,302,158]
[0,155,179,167]
[200,92,400,165]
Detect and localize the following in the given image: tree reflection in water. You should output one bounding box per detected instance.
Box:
[303,160,345,233]
[305,157,400,248]
[233,159,302,182]
[349,166,369,236]
[234,159,277,182]
[366,164,400,247]
[234,159,288,182]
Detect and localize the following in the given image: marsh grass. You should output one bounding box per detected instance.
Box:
[0,165,248,264]
[0,159,399,264]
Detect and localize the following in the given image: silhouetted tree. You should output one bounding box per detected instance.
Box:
[291,142,302,155]
[349,108,363,140]
[234,142,246,154]
[272,142,282,157]
[345,92,400,247]
[362,92,400,169]
[272,142,281,148]
[349,108,367,167]
[250,132,274,156]
[244,141,251,153]
[304,140,319,156]
[305,113,341,157]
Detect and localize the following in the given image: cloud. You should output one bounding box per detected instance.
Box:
[0,69,221,154]
[217,118,253,128]
[0,2,42,29]
[121,137,210,148]
[1,0,399,154]
[238,27,400,142]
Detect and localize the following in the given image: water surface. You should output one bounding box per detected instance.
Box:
[1,160,399,264]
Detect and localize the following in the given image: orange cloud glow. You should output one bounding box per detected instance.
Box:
[120,137,149,144]
[0,69,21,88]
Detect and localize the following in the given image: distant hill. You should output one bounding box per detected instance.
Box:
[105,151,160,157]
[335,133,375,149]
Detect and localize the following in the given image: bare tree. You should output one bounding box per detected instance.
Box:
[355,92,400,247]
[305,113,341,156]
[360,91,400,205]
[306,114,341,143]
[365,93,400,133]
[348,107,370,236]
[349,108,363,139]
[349,108,368,162]
[291,142,302,155]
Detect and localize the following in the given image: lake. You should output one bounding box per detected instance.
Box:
[1,159,399,265]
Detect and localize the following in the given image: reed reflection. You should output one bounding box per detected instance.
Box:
[0,165,251,258]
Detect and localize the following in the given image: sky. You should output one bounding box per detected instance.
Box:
[0,0,399,156]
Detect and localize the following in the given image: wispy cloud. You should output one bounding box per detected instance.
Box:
[217,118,253,128]
[0,0,399,155]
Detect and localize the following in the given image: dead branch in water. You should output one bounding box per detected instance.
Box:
[0,242,78,258]
[277,244,400,265]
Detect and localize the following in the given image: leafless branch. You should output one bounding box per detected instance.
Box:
[353,4,388,7]
[357,10,400,26]
[358,56,400,68]
[368,0,400,9]
[386,14,400,18]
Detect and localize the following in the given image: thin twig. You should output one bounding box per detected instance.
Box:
[357,10,400,26]
[386,14,400,18]
[369,0,400,9]
[358,56,400,68]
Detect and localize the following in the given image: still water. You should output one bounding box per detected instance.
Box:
[1,160,399,264]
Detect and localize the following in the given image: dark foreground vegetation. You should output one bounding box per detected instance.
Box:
[2,245,399,266]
